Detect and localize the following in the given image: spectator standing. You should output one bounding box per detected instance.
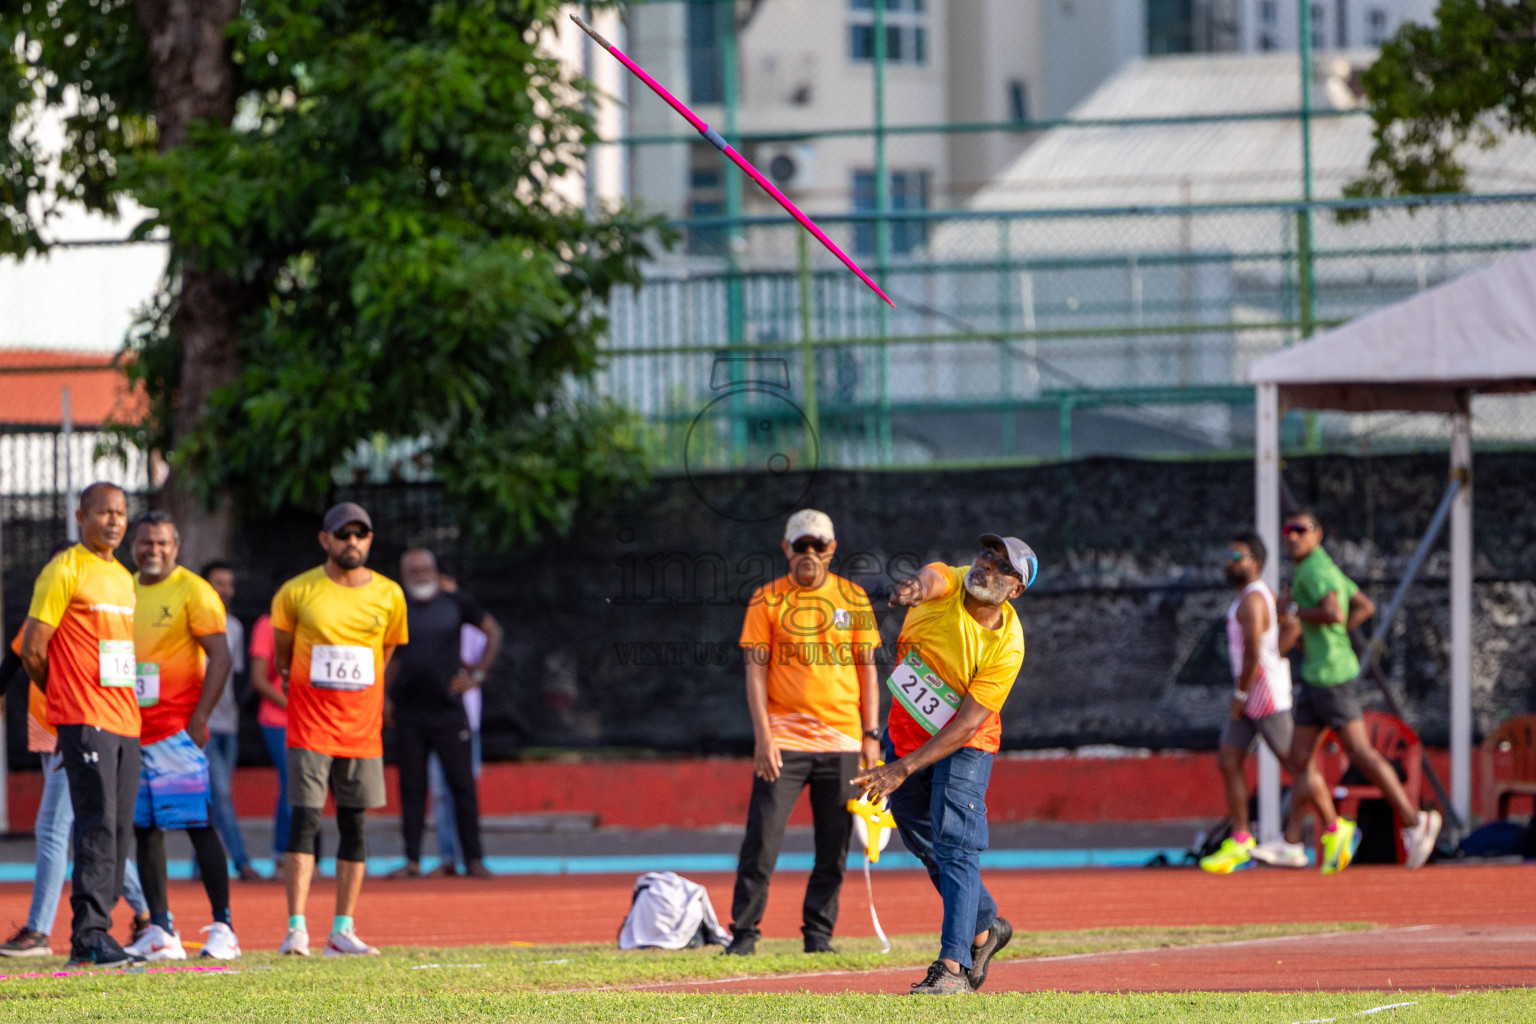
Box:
[202,560,260,881]
[385,551,501,879]
[248,613,294,874]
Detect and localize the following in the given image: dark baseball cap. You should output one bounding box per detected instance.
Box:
[322,502,372,534]
[979,534,1038,589]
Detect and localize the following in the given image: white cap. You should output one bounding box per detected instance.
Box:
[784,509,835,545]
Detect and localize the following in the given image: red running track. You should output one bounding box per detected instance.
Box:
[2,864,1531,989]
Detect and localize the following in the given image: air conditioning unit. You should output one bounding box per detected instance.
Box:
[759,143,816,192]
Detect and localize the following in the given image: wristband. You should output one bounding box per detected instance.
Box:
[1286,602,1299,617]
[862,729,881,741]
[470,669,487,684]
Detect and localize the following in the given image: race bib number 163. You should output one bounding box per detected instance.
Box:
[309,645,375,691]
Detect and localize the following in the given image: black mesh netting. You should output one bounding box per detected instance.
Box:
[7,451,1536,769]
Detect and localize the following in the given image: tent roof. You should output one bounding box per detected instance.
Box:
[1246,247,1536,412]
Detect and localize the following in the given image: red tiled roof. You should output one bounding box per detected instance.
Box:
[0,349,148,428]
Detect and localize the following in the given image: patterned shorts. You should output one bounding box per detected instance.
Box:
[134,730,211,830]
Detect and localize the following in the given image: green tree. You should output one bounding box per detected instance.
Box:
[1345,0,1536,200]
[1,0,660,559]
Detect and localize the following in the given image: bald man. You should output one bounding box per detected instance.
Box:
[384,550,501,879]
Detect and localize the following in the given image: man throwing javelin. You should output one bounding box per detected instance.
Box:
[853,534,1036,995]
[273,503,407,956]
[1200,532,1300,874]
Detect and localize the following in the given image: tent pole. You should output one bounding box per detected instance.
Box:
[1449,400,1472,825]
[1255,383,1282,843]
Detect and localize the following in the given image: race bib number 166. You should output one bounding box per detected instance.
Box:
[309,645,375,691]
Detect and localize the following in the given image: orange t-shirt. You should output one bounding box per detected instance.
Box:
[8,628,54,754]
[272,565,408,759]
[887,564,1025,759]
[135,565,228,745]
[739,572,881,752]
[27,544,140,738]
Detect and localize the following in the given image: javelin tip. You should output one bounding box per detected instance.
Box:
[568,12,613,52]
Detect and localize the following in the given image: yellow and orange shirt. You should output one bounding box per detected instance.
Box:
[134,565,227,745]
[739,573,881,752]
[8,628,54,754]
[27,544,139,738]
[272,565,408,759]
[887,564,1025,759]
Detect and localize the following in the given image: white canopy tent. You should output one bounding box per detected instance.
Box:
[1246,247,1536,841]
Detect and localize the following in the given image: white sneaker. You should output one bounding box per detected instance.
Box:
[1249,839,1309,868]
[125,924,186,961]
[279,926,310,956]
[198,922,242,960]
[323,928,379,957]
[1402,809,1442,870]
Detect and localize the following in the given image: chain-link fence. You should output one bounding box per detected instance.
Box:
[600,192,1536,471]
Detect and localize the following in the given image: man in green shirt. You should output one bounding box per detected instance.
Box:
[1268,510,1441,875]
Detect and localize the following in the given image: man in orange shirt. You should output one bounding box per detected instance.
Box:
[726,510,881,956]
[272,503,407,957]
[854,534,1036,995]
[123,511,240,962]
[19,483,143,968]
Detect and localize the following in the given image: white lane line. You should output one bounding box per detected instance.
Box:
[572,927,1400,993]
[1286,999,1420,1024]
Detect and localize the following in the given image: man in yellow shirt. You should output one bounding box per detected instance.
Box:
[272,503,407,957]
[19,482,142,968]
[727,510,881,956]
[854,534,1036,996]
[122,511,240,962]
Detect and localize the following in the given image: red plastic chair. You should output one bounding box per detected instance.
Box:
[1318,710,1423,864]
[1479,715,1536,820]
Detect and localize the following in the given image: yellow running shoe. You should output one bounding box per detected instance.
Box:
[1199,835,1256,874]
[1320,818,1361,876]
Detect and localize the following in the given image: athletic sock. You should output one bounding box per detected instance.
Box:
[151,911,173,933]
[333,915,354,935]
[288,915,305,932]
[1325,821,1340,833]
[1233,831,1252,843]
[212,907,233,927]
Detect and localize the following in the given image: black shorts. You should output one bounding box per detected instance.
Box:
[1293,679,1363,731]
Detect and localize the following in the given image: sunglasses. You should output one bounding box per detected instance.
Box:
[983,548,1023,579]
[1225,550,1248,562]
[333,526,372,541]
[791,538,828,554]
[1282,523,1313,536]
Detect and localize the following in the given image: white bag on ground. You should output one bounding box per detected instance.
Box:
[618,871,732,950]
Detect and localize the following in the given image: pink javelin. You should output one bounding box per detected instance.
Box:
[570,13,894,307]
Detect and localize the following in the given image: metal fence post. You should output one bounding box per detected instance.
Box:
[873,0,892,464]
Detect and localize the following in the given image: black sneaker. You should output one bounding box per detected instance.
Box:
[909,959,972,996]
[967,915,1013,991]
[65,935,144,969]
[804,937,838,954]
[0,926,52,958]
[722,935,757,956]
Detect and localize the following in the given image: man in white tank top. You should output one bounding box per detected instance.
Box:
[1200,533,1301,874]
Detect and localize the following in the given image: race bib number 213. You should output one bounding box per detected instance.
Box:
[309,645,375,691]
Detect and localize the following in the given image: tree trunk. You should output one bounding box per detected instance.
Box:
[133,0,247,569]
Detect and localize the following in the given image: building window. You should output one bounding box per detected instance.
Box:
[852,169,930,256]
[687,0,723,104]
[1336,0,1348,47]
[1367,7,1389,44]
[848,0,928,66]
[1310,3,1326,49]
[688,160,725,255]
[1009,80,1029,123]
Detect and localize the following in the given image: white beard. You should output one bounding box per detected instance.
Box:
[406,583,439,602]
[963,562,1013,604]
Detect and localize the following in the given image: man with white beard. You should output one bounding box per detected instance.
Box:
[853,535,1036,996]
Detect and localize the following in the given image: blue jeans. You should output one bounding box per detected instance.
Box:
[260,725,291,857]
[429,729,481,867]
[203,732,251,870]
[28,752,148,935]
[885,736,997,969]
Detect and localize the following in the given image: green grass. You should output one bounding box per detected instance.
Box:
[0,925,1529,1023]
